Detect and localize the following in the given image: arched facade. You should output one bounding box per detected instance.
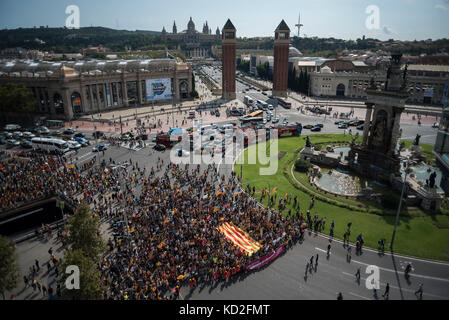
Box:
[53,93,65,115]
[336,83,345,96]
[71,91,82,115]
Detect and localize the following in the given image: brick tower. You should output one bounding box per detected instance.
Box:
[222,19,236,100]
[273,20,291,98]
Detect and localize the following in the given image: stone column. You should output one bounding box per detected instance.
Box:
[96,84,101,112]
[137,73,143,105]
[362,103,373,146]
[389,107,403,156]
[88,85,94,111]
[48,90,56,116]
[114,82,120,106]
[122,79,128,107]
[103,84,108,108]
[80,85,88,113]
[62,89,73,121]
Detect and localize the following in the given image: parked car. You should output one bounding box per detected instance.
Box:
[5,124,21,131]
[74,137,90,147]
[20,140,33,148]
[63,128,76,135]
[272,117,280,124]
[153,144,167,151]
[432,122,440,129]
[2,132,13,139]
[37,126,50,134]
[0,137,6,145]
[176,148,190,157]
[13,131,23,139]
[67,140,81,150]
[92,131,105,139]
[93,144,107,152]
[74,132,86,138]
[6,139,20,147]
[22,132,36,139]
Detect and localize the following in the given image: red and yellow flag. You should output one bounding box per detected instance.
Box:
[217,222,261,256]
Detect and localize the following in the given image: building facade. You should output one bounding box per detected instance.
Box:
[310,64,449,105]
[0,59,193,121]
[162,17,220,58]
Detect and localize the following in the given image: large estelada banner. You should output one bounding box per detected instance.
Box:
[146,78,172,101]
[244,245,285,271]
[218,222,261,256]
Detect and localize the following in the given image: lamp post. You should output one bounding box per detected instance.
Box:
[390,160,414,250]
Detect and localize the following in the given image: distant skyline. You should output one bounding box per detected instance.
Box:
[0,0,449,41]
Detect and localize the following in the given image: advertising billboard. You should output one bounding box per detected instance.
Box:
[146,78,172,101]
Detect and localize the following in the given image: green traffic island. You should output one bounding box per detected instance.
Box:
[235,134,449,262]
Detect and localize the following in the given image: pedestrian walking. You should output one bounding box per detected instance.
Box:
[382,283,390,300]
[315,254,319,267]
[355,267,361,280]
[337,292,343,300]
[415,283,423,300]
[327,243,331,256]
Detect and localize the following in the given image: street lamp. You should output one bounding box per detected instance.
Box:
[390,160,414,250]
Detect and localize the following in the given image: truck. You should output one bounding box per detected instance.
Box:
[155,133,181,148]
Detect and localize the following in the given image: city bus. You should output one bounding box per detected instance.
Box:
[31,137,70,154]
[277,98,292,109]
[257,100,268,110]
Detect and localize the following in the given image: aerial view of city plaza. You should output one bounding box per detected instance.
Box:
[0,0,449,309]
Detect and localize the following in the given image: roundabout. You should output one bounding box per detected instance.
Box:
[234,134,449,262]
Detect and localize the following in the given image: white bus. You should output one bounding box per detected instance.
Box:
[257,100,268,110]
[244,96,254,107]
[31,137,70,155]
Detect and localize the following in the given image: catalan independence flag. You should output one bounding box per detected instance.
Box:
[217,222,261,256]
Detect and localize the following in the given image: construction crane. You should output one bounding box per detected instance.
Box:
[295,12,303,38]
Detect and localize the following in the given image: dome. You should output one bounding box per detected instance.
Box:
[289,46,303,57]
[320,66,333,74]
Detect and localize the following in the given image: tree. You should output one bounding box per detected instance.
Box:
[0,235,20,300]
[295,159,312,173]
[0,83,38,116]
[66,203,105,261]
[59,249,105,300]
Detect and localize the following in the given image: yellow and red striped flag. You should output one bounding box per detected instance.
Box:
[217,222,261,256]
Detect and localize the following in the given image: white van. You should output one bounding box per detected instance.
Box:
[5,124,21,131]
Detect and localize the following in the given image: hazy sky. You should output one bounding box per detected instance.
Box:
[0,0,448,41]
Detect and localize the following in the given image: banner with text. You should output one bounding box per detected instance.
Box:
[146,78,172,101]
[244,245,285,271]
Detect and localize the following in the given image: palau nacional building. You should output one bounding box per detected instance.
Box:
[0,58,193,120]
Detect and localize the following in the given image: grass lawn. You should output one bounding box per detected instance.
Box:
[235,134,449,261]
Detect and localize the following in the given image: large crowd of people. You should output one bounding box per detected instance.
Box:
[100,160,306,300]
[1,149,309,300]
